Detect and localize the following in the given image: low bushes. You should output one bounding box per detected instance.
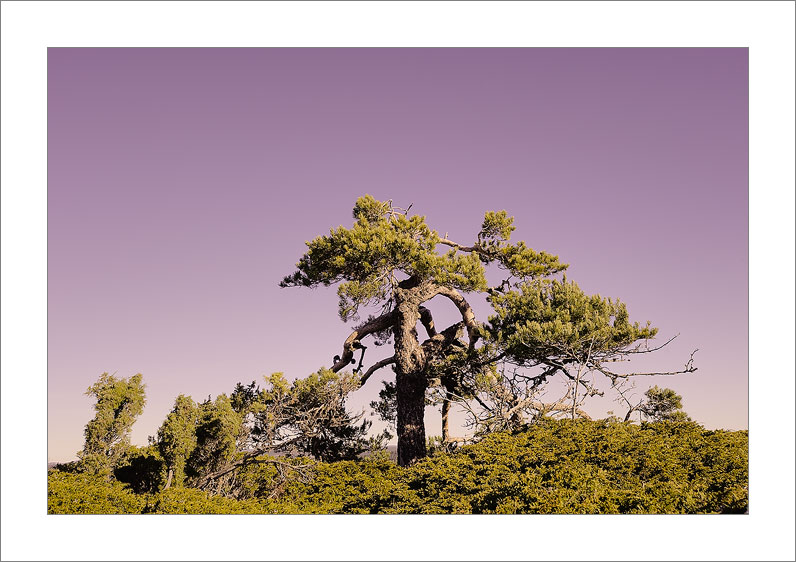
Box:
[48,419,748,514]
[47,471,147,514]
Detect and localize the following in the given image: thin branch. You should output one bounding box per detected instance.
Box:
[438,238,479,253]
[612,334,681,355]
[593,349,698,380]
[359,356,396,385]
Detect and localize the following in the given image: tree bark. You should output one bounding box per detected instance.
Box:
[395,368,427,466]
[392,279,433,466]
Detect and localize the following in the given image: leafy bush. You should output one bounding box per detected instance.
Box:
[113,445,165,494]
[393,419,748,514]
[267,420,748,514]
[265,452,408,514]
[48,471,146,514]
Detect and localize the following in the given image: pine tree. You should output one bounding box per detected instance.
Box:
[282,196,695,465]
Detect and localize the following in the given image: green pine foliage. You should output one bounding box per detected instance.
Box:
[48,470,147,514]
[142,487,270,514]
[487,277,657,365]
[186,395,242,479]
[394,420,748,514]
[261,453,408,514]
[113,445,165,494]
[49,419,747,514]
[256,369,373,462]
[280,194,567,322]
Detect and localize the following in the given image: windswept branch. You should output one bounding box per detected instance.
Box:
[603,334,682,356]
[531,400,592,420]
[510,364,560,390]
[331,310,397,372]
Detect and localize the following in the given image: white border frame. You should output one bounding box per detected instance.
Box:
[2,2,794,561]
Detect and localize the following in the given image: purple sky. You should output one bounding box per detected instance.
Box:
[48,48,748,461]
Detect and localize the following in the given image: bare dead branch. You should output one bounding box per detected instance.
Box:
[438,237,479,254]
[594,349,698,380]
[531,400,592,420]
[614,334,681,355]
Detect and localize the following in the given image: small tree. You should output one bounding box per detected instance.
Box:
[78,372,146,476]
[156,394,200,489]
[640,386,691,422]
[282,196,696,465]
[191,370,374,493]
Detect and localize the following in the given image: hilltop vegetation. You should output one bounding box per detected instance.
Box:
[49,418,747,514]
[49,197,742,514]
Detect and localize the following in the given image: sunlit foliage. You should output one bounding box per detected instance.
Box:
[50,419,747,515]
[78,373,146,477]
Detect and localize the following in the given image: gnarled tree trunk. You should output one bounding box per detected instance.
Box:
[392,280,432,466]
[327,275,476,466]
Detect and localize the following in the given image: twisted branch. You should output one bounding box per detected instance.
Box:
[330,310,398,372]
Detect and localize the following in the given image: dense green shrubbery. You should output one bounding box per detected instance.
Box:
[265,453,408,514]
[48,471,147,514]
[143,487,269,514]
[395,420,748,514]
[48,419,747,514]
[113,445,166,494]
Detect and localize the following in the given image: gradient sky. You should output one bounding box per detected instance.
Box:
[47,48,748,462]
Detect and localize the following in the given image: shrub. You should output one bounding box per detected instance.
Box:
[113,445,166,494]
[392,419,748,514]
[266,452,408,514]
[268,419,748,514]
[48,471,146,514]
[142,487,268,514]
